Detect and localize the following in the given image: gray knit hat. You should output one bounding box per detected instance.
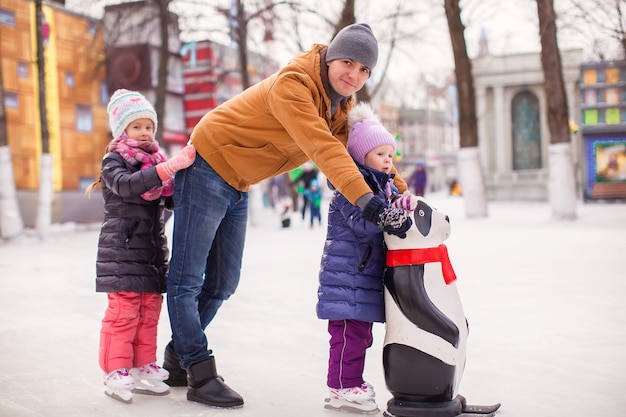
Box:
[107,89,158,139]
[325,23,378,71]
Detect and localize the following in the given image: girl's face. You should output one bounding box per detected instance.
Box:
[364,144,395,173]
[327,59,371,97]
[125,118,155,143]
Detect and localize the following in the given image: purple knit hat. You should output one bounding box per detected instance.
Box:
[347,103,396,166]
[107,89,158,138]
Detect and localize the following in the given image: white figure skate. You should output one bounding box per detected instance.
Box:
[324,382,379,414]
[130,362,170,395]
[104,368,135,404]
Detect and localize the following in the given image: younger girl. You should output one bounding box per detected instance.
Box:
[316,103,414,414]
[88,89,195,403]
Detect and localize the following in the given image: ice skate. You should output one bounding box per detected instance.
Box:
[324,382,379,414]
[130,362,170,395]
[104,368,135,404]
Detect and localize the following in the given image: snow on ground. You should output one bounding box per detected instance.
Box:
[0,192,624,417]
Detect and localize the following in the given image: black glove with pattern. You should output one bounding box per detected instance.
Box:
[362,196,412,238]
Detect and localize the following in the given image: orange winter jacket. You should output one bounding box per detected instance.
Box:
[190,44,407,205]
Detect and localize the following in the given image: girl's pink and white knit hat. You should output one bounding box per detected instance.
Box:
[107,89,158,138]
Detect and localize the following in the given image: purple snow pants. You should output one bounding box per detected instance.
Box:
[327,319,374,389]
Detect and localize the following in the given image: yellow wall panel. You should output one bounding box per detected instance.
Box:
[2,60,18,89]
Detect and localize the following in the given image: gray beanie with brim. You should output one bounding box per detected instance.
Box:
[325,23,378,71]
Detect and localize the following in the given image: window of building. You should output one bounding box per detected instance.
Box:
[17,62,28,78]
[76,104,93,132]
[0,8,15,27]
[511,91,541,170]
[65,72,75,88]
[4,91,18,108]
[99,81,108,105]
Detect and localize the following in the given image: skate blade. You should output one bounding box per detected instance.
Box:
[132,381,170,396]
[104,390,133,404]
[324,397,379,414]
[133,387,170,396]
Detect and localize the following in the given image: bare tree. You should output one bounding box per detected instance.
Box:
[155,0,171,146]
[0,55,25,239]
[35,0,54,238]
[232,0,251,89]
[564,0,626,60]
[444,0,487,218]
[537,0,577,220]
[225,0,299,90]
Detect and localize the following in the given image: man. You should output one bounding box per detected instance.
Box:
[164,23,412,408]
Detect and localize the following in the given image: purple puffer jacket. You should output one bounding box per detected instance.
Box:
[316,165,397,323]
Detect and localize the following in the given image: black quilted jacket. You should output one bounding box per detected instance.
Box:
[95,152,171,294]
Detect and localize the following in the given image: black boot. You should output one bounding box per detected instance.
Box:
[162,342,187,387]
[187,357,244,408]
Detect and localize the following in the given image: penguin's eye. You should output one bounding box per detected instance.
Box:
[418,209,425,217]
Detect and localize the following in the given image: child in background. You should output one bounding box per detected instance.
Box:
[316,103,416,414]
[87,89,196,404]
[304,178,323,228]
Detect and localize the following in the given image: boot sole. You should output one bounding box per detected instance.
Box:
[187,392,244,409]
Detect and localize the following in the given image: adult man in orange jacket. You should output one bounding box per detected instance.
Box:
[164,23,412,409]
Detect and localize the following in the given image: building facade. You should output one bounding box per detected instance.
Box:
[1,0,109,192]
[181,39,279,135]
[103,1,187,144]
[0,0,277,226]
[472,49,583,201]
[395,105,459,193]
[579,60,626,200]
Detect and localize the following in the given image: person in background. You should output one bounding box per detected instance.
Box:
[304,178,323,228]
[87,89,196,404]
[269,173,294,228]
[163,23,413,409]
[407,162,427,196]
[316,103,417,414]
[294,161,320,220]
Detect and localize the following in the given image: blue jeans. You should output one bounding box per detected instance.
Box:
[167,155,248,370]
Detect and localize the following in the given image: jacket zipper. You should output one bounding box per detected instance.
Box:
[359,246,373,272]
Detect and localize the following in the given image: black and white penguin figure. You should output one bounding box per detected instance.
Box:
[382,196,498,417]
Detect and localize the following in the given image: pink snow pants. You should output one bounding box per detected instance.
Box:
[99,291,163,373]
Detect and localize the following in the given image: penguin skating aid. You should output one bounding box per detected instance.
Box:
[382,196,500,417]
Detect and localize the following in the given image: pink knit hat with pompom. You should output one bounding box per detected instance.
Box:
[347,103,396,165]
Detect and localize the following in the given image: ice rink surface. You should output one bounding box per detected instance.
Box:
[1,191,624,417]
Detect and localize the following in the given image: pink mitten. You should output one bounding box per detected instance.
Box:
[156,145,196,181]
[392,192,419,211]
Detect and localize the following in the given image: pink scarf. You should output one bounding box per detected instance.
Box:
[108,134,174,200]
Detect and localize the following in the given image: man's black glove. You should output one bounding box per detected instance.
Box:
[362,196,412,238]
